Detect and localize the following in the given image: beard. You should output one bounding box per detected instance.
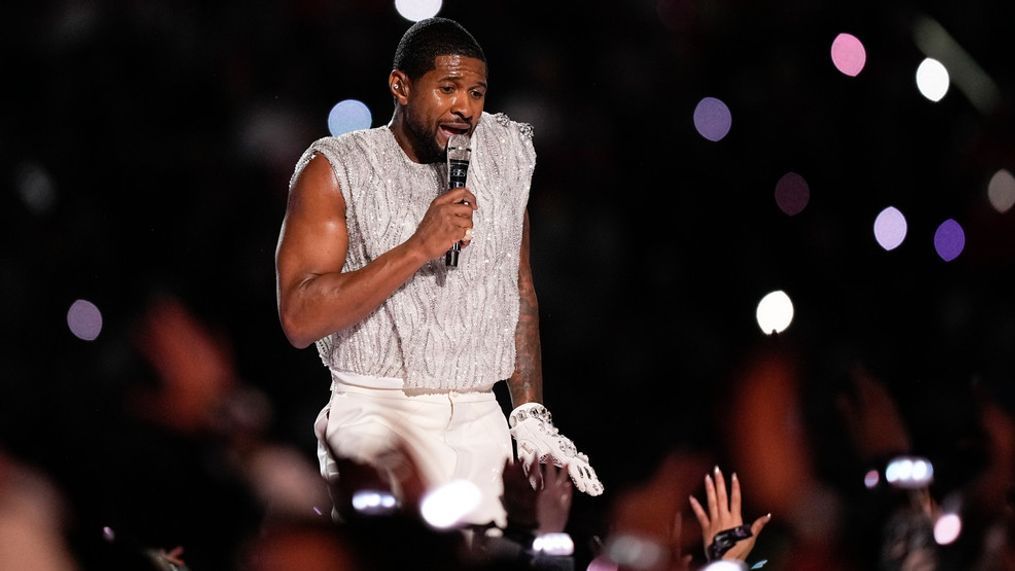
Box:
[404,113,445,164]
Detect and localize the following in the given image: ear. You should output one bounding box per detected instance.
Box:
[389,70,410,104]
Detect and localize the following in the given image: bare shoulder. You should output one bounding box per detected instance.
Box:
[287,153,345,221]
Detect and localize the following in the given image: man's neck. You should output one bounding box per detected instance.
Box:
[388,112,431,164]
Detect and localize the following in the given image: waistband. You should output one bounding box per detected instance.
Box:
[329,370,496,401]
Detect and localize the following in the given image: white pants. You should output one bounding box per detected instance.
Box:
[314,371,512,527]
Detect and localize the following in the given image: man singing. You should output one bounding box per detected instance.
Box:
[275,17,602,527]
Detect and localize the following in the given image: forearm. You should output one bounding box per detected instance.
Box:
[507,285,543,406]
[279,240,428,348]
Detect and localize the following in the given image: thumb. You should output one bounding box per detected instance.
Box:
[750,513,772,537]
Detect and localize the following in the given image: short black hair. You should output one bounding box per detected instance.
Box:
[392,17,486,80]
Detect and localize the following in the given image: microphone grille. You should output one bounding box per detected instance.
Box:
[447,134,471,161]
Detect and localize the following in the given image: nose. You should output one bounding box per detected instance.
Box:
[450,93,476,122]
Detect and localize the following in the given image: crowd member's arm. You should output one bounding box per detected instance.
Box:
[275,155,477,348]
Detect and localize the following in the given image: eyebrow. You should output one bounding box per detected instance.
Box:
[437,75,488,88]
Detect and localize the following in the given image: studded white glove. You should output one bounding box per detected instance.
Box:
[508,403,604,496]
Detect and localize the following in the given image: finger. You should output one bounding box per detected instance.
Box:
[688,495,710,533]
[705,473,718,520]
[555,463,570,487]
[750,513,772,537]
[714,467,729,519]
[730,472,742,520]
[568,464,588,494]
[438,187,478,207]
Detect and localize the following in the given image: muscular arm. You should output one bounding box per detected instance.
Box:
[507,210,543,406]
[275,154,476,349]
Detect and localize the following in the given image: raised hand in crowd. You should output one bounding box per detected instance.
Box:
[688,466,771,563]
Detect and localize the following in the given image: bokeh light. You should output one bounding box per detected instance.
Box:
[987,169,1015,213]
[934,513,962,545]
[830,33,866,77]
[693,97,732,142]
[352,490,398,515]
[864,469,880,489]
[873,206,908,251]
[933,219,965,262]
[327,99,373,137]
[774,172,810,216]
[701,561,748,571]
[419,480,480,529]
[67,299,103,341]
[394,0,442,22]
[16,162,57,215]
[756,290,794,335]
[102,526,115,542]
[885,456,934,489]
[532,533,575,556]
[916,58,950,102]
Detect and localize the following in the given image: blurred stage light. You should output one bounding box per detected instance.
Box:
[864,469,880,489]
[916,58,950,102]
[873,206,907,251]
[934,513,962,545]
[830,33,866,77]
[395,0,442,22]
[67,299,103,341]
[774,172,810,216]
[913,14,1001,115]
[102,526,115,542]
[16,162,57,215]
[419,480,480,529]
[693,97,732,142]
[352,490,398,515]
[885,456,934,489]
[933,219,965,262]
[532,533,575,556]
[702,561,748,571]
[756,290,794,335]
[988,169,1015,213]
[327,99,373,137]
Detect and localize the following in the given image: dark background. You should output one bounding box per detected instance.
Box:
[4,0,1015,568]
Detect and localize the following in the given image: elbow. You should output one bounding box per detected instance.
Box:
[279,308,314,350]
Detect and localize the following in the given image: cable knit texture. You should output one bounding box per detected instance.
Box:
[288,112,535,391]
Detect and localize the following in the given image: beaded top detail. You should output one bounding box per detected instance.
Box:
[288,112,536,391]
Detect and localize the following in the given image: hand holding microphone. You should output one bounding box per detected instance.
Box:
[409,133,476,263]
[445,133,472,267]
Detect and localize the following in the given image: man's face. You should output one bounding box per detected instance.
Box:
[402,55,487,163]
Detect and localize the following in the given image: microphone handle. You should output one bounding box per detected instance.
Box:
[445,158,470,267]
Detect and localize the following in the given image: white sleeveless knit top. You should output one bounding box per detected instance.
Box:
[288,112,535,391]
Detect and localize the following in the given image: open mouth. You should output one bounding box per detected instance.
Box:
[438,123,471,140]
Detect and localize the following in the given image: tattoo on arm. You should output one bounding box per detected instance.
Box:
[508,211,543,406]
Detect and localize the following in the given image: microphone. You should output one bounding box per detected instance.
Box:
[445,133,471,267]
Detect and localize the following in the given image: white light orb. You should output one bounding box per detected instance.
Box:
[916,58,950,102]
[419,479,481,529]
[394,0,442,22]
[987,169,1015,213]
[934,513,962,545]
[756,290,794,335]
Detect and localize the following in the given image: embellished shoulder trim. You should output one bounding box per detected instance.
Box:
[490,112,534,141]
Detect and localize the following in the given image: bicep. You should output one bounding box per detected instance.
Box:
[275,154,349,295]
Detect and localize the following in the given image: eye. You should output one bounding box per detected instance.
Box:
[470,89,486,99]
[439,85,455,94]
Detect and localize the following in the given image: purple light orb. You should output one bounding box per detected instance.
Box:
[67,299,103,341]
[774,172,810,216]
[831,33,867,77]
[693,97,732,142]
[934,219,965,262]
[873,206,907,251]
